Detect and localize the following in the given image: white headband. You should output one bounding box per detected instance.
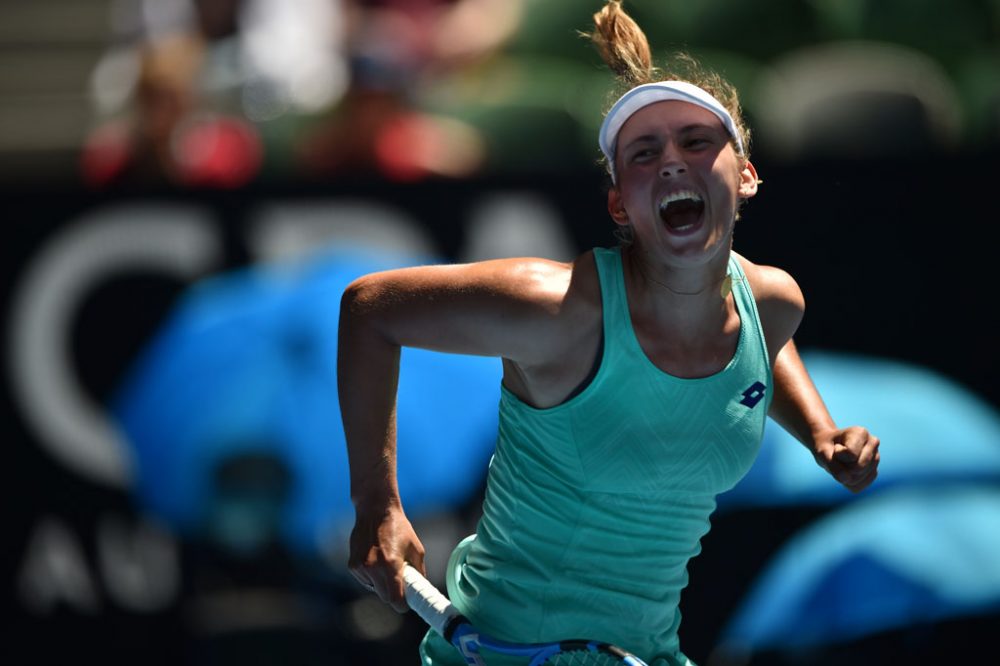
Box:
[599,81,744,182]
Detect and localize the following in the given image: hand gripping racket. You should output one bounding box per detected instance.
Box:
[403,564,649,666]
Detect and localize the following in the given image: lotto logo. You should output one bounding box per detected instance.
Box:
[739,381,767,408]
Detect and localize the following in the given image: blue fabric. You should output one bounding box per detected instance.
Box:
[721,485,1000,649]
[112,246,503,557]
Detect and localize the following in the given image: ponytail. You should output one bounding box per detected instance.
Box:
[587,0,658,86]
[587,1,751,163]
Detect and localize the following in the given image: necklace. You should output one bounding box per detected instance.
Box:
[632,254,735,299]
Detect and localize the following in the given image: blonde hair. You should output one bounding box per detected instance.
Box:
[585,1,754,242]
[587,1,751,164]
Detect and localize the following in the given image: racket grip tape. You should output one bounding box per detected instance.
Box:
[403,564,462,637]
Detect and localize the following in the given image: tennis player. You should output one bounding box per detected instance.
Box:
[339,2,880,664]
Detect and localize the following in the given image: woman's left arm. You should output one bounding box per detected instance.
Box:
[770,339,880,493]
[742,255,881,493]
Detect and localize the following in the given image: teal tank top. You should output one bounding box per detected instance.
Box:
[426,247,772,666]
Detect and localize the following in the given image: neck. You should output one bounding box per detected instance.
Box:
[626,246,733,301]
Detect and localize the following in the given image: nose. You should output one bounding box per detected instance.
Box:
[659,144,687,179]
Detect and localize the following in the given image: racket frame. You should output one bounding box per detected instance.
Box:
[402,564,648,666]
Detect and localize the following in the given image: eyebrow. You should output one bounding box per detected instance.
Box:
[621,123,724,151]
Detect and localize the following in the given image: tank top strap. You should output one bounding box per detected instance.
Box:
[591,246,637,365]
[727,254,771,372]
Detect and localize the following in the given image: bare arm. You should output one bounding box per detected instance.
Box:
[740,255,880,493]
[769,338,836,443]
[769,340,880,493]
[338,258,570,609]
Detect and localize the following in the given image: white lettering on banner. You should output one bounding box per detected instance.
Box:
[6,205,222,487]
[249,200,438,263]
[17,516,101,614]
[17,514,181,615]
[97,513,180,612]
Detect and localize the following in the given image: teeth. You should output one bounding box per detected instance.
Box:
[660,190,703,208]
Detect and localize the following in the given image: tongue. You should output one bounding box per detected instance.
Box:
[660,200,704,229]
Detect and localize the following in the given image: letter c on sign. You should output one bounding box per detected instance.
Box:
[7,204,220,487]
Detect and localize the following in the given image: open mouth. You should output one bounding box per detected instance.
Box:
[658,190,705,232]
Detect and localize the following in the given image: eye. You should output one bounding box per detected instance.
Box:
[629,147,658,163]
[685,136,713,150]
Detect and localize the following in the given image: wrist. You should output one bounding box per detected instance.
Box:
[350,470,400,512]
[351,478,401,512]
[349,449,400,505]
[352,484,401,510]
[805,418,837,448]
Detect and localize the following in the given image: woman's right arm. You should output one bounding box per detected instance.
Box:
[337,258,569,610]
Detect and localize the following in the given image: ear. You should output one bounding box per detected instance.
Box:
[607,187,629,227]
[738,160,759,198]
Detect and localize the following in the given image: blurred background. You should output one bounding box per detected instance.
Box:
[3,1,999,665]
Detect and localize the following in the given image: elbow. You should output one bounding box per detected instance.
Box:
[341,273,384,316]
[340,275,383,331]
[339,274,398,345]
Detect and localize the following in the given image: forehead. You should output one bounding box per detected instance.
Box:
[617,100,725,144]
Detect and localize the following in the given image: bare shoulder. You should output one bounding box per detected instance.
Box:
[496,255,576,307]
[733,252,805,357]
[733,252,804,311]
[499,250,603,361]
[471,251,603,373]
[502,250,605,405]
[344,254,573,308]
[473,251,599,314]
[340,251,597,365]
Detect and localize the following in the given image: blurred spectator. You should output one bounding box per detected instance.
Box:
[81,0,999,185]
[751,41,964,160]
[84,0,352,189]
[295,0,524,181]
[82,29,263,189]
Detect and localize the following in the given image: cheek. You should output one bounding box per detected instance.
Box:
[707,148,742,181]
[707,161,743,203]
[618,179,649,210]
[618,163,653,191]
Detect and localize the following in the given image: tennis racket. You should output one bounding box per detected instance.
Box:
[402,564,649,666]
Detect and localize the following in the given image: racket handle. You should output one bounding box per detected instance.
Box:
[403,564,461,637]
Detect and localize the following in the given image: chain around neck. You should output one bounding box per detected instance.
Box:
[630,252,735,299]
